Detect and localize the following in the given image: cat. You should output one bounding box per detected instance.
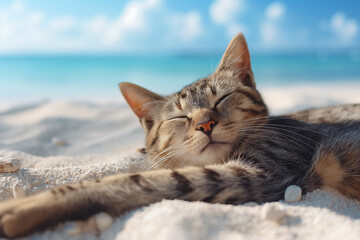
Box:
[0,33,360,238]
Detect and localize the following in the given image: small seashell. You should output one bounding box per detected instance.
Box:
[261,204,287,223]
[52,137,68,146]
[244,201,258,207]
[94,212,114,232]
[12,184,27,198]
[284,185,302,203]
[0,157,21,173]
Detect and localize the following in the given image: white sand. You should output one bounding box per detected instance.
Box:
[1,83,360,239]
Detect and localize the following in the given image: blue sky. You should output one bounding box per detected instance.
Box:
[0,0,359,54]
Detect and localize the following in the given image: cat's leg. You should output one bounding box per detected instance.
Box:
[302,130,360,200]
[0,161,275,238]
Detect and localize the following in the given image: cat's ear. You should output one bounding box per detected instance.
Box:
[119,82,165,132]
[216,33,255,88]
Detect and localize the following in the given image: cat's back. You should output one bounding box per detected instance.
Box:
[285,103,360,123]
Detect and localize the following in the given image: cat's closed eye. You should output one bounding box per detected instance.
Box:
[167,116,191,121]
[214,93,233,109]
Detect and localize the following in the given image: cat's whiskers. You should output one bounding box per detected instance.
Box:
[150,134,196,169]
[163,150,188,169]
[150,152,178,169]
[233,120,318,150]
[149,145,185,169]
[265,123,328,136]
[152,146,184,166]
[242,123,325,147]
[219,116,323,156]
[159,140,199,169]
[245,124,321,146]
[236,124,319,152]
[151,145,180,163]
[228,116,328,136]
[245,111,358,126]
[234,130,313,156]
[165,142,193,168]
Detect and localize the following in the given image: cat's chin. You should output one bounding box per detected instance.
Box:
[200,141,230,153]
[195,141,232,165]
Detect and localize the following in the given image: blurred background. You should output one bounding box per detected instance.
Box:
[0,0,359,107]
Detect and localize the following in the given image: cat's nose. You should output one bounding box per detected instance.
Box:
[196,119,217,136]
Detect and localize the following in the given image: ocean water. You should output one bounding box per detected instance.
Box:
[0,52,359,103]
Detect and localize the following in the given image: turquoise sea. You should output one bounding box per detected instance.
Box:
[0,52,359,103]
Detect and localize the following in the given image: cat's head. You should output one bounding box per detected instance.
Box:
[119,33,268,168]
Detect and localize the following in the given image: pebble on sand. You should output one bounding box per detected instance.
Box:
[95,212,114,232]
[0,157,21,173]
[284,185,302,203]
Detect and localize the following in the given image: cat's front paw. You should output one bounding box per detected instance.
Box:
[0,192,56,238]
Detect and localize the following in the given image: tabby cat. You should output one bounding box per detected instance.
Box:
[1,33,360,238]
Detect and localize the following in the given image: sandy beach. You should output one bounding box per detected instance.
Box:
[1,83,360,239]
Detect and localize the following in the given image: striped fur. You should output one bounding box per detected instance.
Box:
[1,33,360,238]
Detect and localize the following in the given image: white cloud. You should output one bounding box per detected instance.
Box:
[171,11,203,41]
[0,1,82,52]
[210,0,243,25]
[330,12,358,42]
[84,0,163,44]
[119,0,160,31]
[260,2,286,46]
[88,0,204,45]
[0,0,204,53]
[265,2,285,20]
[209,0,245,38]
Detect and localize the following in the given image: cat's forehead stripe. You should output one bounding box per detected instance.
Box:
[168,75,262,112]
[210,85,217,95]
[175,100,182,111]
